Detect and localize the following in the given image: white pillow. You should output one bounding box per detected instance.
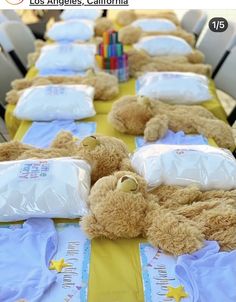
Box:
[131,144,236,190]
[46,20,94,42]
[0,158,91,221]
[131,18,177,33]
[14,84,96,121]
[137,72,212,104]
[61,9,103,20]
[35,44,96,72]
[134,35,192,56]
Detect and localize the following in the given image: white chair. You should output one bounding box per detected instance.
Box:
[0,21,35,69]
[0,12,8,24]
[0,10,21,22]
[197,21,236,74]
[214,46,236,125]
[0,50,22,117]
[181,10,207,38]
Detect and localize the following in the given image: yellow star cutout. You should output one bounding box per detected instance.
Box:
[166,285,188,302]
[49,258,70,273]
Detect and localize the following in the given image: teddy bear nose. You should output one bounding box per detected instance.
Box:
[117,175,139,193]
[81,136,100,150]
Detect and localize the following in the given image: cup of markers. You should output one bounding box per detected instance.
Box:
[96,30,129,82]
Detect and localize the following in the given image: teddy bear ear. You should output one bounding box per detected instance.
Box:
[137,95,152,107]
[116,175,139,193]
[80,136,101,151]
[86,69,96,78]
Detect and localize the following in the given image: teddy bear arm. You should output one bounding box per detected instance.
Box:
[146,209,204,255]
[163,186,203,210]
[194,118,235,149]
[80,213,115,239]
[144,114,169,141]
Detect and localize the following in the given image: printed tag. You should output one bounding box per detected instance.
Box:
[140,243,189,302]
[59,44,73,54]
[45,86,66,96]
[42,223,91,302]
[18,160,50,181]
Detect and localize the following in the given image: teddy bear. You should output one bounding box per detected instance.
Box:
[118,25,196,46]
[6,69,119,103]
[108,95,235,150]
[115,10,180,27]
[0,131,132,184]
[127,49,212,78]
[80,171,236,255]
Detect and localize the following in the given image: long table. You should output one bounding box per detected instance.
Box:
[2,18,231,301]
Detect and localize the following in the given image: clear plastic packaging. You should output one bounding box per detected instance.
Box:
[131,18,177,32]
[0,158,91,222]
[14,84,96,121]
[131,144,236,190]
[134,35,192,56]
[136,72,211,104]
[35,43,96,73]
[46,19,95,42]
[61,9,103,21]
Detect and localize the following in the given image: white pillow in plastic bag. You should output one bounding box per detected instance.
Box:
[46,20,94,42]
[137,72,212,104]
[131,144,236,190]
[35,44,96,72]
[134,35,192,56]
[61,9,103,20]
[131,18,177,33]
[14,84,96,121]
[0,158,91,221]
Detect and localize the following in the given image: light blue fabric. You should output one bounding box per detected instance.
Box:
[22,120,97,148]
[175,241,236,302]
[0,219,57,302]
[136,130,208,148]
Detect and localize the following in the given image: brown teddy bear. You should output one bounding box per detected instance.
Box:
[127,49,212,78]
[0,132,132,184]
[108,95,235,149]
[81,171,236,255]
[6,69,119,103]
[118,25,195,46]
[116,10,180,27]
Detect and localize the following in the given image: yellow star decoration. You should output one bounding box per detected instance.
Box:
[49,258,70,273]
[166,285,188,302]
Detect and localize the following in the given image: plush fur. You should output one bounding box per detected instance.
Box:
[108,95,235,150]
[127,49,211,77]
[6,70,119,103]
[0,132,131,184]
[119,25,195,46]
[116,10,180,27]
[81,171,236,255]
